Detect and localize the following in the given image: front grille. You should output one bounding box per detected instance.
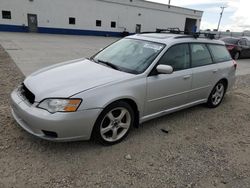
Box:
[21,84,35,104]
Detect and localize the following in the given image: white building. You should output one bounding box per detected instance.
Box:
[0,0,203,36]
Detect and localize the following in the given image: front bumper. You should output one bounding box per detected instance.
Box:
[10,89,102,141]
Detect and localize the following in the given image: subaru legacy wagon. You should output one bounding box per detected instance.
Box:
[11,33,236,145]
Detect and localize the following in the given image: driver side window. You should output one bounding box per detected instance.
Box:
[158,44,190,71]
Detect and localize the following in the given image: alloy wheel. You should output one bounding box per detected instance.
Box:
[211,83,225,106]
[100,107,131,142]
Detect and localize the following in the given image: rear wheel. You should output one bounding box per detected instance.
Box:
[92,101,135,145]
[207,81,226,108]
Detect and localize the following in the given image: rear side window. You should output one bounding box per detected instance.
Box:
[208,44,232,62]
[190,44,213,67]
[158,44,190,71]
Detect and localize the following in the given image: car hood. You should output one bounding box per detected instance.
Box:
[24,58,134,102]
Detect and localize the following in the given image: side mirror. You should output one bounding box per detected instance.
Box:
[156,65,173,74]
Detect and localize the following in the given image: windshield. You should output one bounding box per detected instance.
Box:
[221,38,239,44]
[92,38,165,74]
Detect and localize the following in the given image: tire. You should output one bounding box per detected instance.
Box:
[92,101,135,145]
[207,81,226,108]
[233,52,240,60]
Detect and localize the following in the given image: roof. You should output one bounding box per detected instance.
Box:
[101,0,203,17]
[140,0,203,13]
[127,33,225,45]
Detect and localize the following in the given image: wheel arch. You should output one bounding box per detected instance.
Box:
[219,78,228,91]
[207,78,228,100]
[90,98,140,142]
[103,98,140,128]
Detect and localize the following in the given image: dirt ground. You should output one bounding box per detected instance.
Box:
[0,45,250,188]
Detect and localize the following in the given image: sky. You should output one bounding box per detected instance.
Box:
[147,0,250,32]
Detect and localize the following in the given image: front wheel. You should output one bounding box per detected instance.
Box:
[207,81,226,108]
[92,101,135,145]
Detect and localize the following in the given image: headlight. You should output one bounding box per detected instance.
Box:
[37,98,82,113]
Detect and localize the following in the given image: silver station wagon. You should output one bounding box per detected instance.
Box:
[11,32,236,145]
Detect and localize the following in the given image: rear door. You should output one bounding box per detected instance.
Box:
[189,43,221,102]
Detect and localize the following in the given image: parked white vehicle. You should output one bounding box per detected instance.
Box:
[11,32,236,145]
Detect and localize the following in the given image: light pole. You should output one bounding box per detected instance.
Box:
[169,0,171,5]
[217,6,226,31]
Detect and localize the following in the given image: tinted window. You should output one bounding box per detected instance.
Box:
[2,11,11,19]
[191,44,213,67]
[208,44,232,62]
[221,38,238,45]
[69,17,75,25]
[158,44,190,71]
[111,21,116,28]
[96,20,102,27]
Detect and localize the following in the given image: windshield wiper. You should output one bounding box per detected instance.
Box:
[88,57,98,63]
[96,59,120,70]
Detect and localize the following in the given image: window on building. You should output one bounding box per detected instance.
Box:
[69,17,76,25]
[96,20,102,27]
[111,21,116,28]
[2,11,11,19]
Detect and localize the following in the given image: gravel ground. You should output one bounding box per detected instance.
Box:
[0,45,250,188]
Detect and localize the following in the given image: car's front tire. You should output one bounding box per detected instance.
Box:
[207,81,226,108]
[92,101,135,145]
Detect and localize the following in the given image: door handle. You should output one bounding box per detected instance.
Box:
[183,75,191,80]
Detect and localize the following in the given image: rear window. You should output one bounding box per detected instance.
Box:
[208,44,232,62]
[221,38,238,45]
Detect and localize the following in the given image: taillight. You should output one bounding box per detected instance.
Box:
[233,60,237,69]
[227,45,235,50]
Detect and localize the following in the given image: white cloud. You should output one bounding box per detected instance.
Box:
[229,0,250,31]
[147,0,250,31]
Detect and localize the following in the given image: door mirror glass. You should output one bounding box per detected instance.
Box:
[156,65,173,74]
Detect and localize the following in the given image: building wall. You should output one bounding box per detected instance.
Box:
[0,0,203,36]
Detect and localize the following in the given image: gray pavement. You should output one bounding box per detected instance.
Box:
[0,32,250,76]
[0,32,117,75]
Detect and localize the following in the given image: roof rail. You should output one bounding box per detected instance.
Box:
[174,32,216,40]
[156,27,185,34]
[139,28,217,40]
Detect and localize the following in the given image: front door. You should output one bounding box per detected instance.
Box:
[27,14,38,32]
[145,44,192,116]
